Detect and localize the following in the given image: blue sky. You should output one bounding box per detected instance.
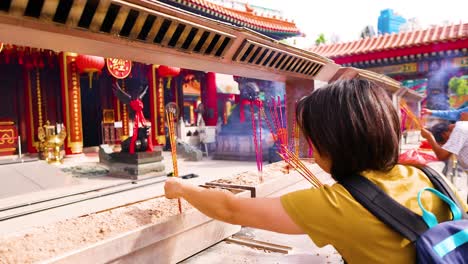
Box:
[252,0,467,47]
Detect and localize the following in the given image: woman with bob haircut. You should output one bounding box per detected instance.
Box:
[165,79,467,263]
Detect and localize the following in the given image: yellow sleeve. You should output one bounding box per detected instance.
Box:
[280,185,351,247]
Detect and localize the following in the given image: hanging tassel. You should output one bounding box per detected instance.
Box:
[166,77,172,89]
[88,72,93,88]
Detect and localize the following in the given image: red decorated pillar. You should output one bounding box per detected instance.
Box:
[59,52,84,154]
[204,72,218,126]
[23,67,36,154]
[192,100,199,124]
[119,80,130,138]
[148,65,166,146]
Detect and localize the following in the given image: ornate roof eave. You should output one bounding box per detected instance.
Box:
[329,67,424,101]
[310,22,468,61]
[0,0,337,82]
[156,0,301,40]
[1,0,410,99]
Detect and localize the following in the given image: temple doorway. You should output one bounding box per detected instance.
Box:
[80,75,109,147]
[0,64,26,155]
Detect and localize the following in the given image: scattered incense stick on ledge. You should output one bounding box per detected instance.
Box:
[279,145,323,188]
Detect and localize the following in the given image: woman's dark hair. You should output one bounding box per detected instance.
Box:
[296,78,401,181]
[430,122,450,143]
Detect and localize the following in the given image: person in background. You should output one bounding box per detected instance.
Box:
[422,105,468,121]
[165,79,467,263]
[421,112,468,170]
[421,113,468,202]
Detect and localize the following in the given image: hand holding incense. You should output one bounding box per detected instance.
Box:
[279,145,323,188]
[165,103,182,213]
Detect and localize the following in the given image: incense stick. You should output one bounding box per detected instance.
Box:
[165,107,182,213]
[400,101,422,129]
[264,97,288,159]
[279,145,323,188]
[250,103,263,182]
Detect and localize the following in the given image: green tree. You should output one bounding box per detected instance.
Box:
[360,25,376,39]
[315,33,326,45]
[448,77,468,96]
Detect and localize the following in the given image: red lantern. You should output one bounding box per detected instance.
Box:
[75,54,105,88]
[158,65,180,88]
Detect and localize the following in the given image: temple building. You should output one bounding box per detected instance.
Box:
[0,0,418,160]
[309,22,468,110]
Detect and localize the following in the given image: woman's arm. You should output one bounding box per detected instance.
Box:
[420,128,452,161]
[426,107,468,121]
[164,177,304,234]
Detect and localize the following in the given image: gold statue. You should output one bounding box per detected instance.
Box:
[37,121,67,164]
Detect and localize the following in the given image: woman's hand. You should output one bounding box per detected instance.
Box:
[421,108,432,116]
[460,112,468,121]
[164,177,303,235]
[164,177,185,199]
[420,127,433,140]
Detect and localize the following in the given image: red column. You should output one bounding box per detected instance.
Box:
[120,80,129,138]
[23,67,36,153]
[192,100,198,124]
[148,65,165,146]
[59,52,84,154]
[204,72,218,126]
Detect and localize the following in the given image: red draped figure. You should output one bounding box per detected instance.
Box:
[113,80,154,154]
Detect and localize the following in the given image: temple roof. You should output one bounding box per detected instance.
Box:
[309,22,468,60]
[156,0,301,40]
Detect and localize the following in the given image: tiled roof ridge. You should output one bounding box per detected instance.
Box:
[167,0,300,33]
[310,21,467,58]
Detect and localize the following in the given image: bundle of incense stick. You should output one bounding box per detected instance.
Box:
[400,100,422,129]
[278,145,323,188]
[273,96,288,146]
[293,112,300,156]
[249,103,263,181]
[262,97,288,158]
[165,107,182,213]
[260,106,281,161]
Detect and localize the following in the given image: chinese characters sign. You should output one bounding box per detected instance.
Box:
[368,63,418,74]
[106,58,132,79]
[453,56,468,68]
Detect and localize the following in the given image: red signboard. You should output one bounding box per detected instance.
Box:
[106,58,132,79]
[0,121,17,156]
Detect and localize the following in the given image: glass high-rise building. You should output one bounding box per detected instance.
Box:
[378,9,407,34]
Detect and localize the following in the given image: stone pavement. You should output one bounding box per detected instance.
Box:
[0,151,261,236]
[0,151,261,199]
[0,160,80,199]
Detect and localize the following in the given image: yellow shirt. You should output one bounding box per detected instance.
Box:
[280,165,467,264]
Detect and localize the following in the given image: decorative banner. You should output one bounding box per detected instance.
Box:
[453,56,468,68]
[0,123,17,156]
[369,62,418,74]
[106,58,132,79]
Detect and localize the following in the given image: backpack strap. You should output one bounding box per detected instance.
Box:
[416,166,468,219]
[340,174,428,242]
[340,165,468,243]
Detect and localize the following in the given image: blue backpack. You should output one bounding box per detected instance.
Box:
[341,166,468,263]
